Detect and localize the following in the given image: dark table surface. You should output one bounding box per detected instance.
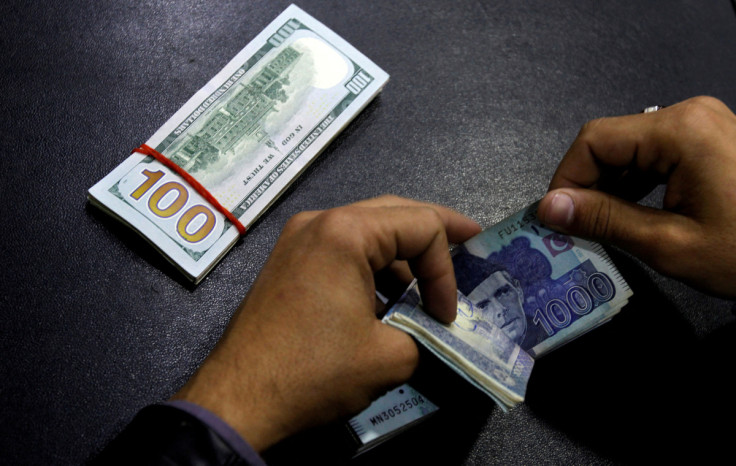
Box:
[2,1,736,464]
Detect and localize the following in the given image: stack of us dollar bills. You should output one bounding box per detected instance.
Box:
[384,203,632,411]
[88,5,388,283]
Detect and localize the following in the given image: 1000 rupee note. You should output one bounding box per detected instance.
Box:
[452,202,632,358]
[384,202,632,409]
[88,5,388,283]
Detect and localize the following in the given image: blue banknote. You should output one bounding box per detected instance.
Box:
[453,202,631,357]
[384,202,632,409]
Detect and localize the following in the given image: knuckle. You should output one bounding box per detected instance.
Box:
[574,117,614,153]
[416,204,444,227]
[685,95,726,112]
[578,117,607,141]
[374,194,403,204]
[406,207,447,250]
[310,207,367,252]
[669,97,723,137]
[282,210,313,233]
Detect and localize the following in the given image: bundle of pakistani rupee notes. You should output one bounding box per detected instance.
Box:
[88,4,632,439]
[383,203,632,410]
[349,205,631,453]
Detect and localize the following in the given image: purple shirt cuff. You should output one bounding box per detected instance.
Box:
[163,400,267,466]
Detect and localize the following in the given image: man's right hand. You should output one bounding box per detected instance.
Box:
[537,96,736,298]
[172,195,480,452]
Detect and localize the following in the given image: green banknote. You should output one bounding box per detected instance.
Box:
[89,5,388,283]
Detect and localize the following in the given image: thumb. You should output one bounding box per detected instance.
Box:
[538,188,689,266]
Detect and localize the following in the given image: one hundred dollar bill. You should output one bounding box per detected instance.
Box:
[384,202,632,410]
[88,5,389,283]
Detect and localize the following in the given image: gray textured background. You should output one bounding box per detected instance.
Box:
[1,1,735,464]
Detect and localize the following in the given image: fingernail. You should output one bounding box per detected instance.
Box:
[545,192,575,227]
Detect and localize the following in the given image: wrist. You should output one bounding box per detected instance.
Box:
[171,349,289,452]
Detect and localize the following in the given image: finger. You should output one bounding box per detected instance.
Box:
[294,196,481,244]
[354,195,482,243]
[351,194,428,208]
[549,112,678,192]
[550,96,735,194]
[359,205,466,324]
[538,188,694,269]
[367,321,420,388]
[288,198,480,323]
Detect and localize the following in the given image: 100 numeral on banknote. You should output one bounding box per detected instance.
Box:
[88,5,389,283]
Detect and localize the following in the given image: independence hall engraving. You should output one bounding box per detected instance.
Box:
[171,46,302,173]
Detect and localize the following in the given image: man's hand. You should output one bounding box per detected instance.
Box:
[538,96,736,298]
[172,195,480,451]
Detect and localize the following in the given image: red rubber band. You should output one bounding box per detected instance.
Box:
[132,143,246,235]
